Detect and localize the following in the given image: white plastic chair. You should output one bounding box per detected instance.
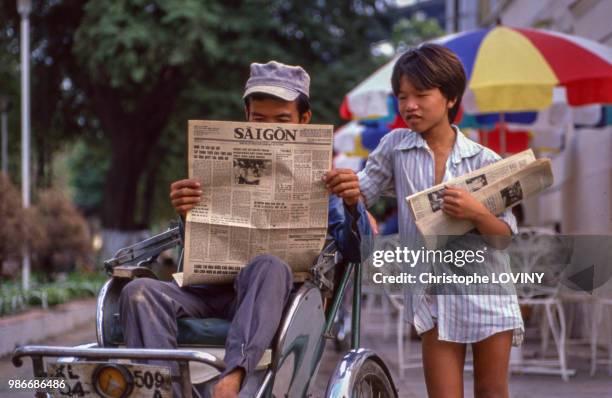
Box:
[383,286,422,379]
[373,234,422,378]
[590,297,612,376]
[361,236,393,339]
[507,227,575,380]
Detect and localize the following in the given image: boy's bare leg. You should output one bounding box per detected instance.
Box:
[421,327,467,398]
[472,330,513,398]
[212,368,244,398]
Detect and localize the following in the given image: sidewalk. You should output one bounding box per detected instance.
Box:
[309,310,612,398]
[2,301,610,397]
[0,318,98,397]
[0,298,97,357]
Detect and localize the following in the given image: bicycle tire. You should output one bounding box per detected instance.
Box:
[351,358,395,398]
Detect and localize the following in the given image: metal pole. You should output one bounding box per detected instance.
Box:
[323,262,354,336]
[19,1,31,290]
[499,113,506,157]
[1,110,7,174]
[351,262,362,349]
[453,0,460,33]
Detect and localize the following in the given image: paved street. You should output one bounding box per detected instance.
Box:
[308,309,612,398]
[0,321,97,397]
[2,311,611,397]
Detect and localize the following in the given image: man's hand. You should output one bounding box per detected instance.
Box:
[322,169,361,207]
[442,185,489,222]
[170,179,202,217]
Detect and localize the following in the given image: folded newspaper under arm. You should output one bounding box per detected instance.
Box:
[405,149,554,249]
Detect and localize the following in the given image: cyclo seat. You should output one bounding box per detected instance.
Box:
[101,258,316,350]
[101,272,308,349]
[97,270,235,349]
[99,224,326,351]
[99,275,282,386]
[109,317,230,347]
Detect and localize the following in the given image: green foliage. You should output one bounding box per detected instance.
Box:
[67,138,110,215]
[0,15,22,181]
[104,0,393,227]
[0,1,102,188]
[2,0,394,231]
[391,14,445,53]
[0,271,107,316]
[74,1,225,89]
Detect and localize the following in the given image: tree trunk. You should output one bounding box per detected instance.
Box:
[90,67,183,231]
[142,151,162,226]
[99,128,164,259]
[101,131,151,230]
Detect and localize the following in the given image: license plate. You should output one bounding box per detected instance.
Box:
[47,362,172,397]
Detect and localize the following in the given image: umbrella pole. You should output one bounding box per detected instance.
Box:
[500,113,507,157]
[482,128,488,147]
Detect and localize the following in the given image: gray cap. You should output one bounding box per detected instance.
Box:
[243,61,310,101]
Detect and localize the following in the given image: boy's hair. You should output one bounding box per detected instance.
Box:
[391,43,466,124]
[244,92,311,118]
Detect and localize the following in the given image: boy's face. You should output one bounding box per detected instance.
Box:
[396,75,455,133]
[245,97,311,124]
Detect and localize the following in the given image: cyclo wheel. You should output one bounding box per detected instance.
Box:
[351,358,396,397]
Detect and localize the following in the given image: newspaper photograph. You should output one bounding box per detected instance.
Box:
[175,120,333,285]
[406,152,554,249]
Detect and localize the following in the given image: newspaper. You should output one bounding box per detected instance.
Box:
[175,120,333,285]
[405,149,554,249]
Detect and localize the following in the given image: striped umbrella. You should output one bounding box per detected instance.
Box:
[340,26,612,120]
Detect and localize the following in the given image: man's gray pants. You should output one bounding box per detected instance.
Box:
[118,254,293,397]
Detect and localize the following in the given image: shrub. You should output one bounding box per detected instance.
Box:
[0,173,25,279]
[33,189,93,278]
[0,271,107,316]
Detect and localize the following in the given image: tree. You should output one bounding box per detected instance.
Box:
[0,9,24,182]
[0,1,97,189]
[390,13,445,53]
[1,0,392,245]
[75,0,391,231]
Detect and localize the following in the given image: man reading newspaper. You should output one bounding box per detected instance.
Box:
[119,61,372,398]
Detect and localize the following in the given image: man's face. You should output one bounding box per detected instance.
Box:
[245,97,311,124]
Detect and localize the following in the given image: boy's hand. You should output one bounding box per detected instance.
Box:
[442,185,489,222]
[322,169,361,207]
[366,210,379,235]
[170,179,202,217]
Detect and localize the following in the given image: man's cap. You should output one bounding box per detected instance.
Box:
[243,61,310,101]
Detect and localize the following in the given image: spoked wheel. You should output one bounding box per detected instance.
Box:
[352,359,396,398]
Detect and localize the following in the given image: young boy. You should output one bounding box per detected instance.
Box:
[325,44,524,398]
